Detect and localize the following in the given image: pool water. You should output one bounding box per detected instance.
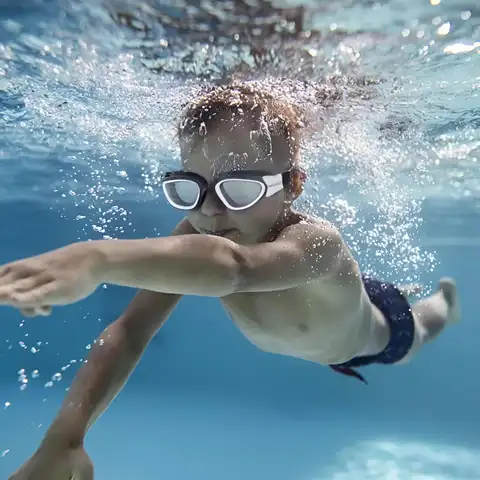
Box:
[1,1,479,479]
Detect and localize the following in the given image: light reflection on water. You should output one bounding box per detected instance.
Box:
[0,0,478,284]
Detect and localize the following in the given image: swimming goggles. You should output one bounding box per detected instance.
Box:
[161,170,291,211]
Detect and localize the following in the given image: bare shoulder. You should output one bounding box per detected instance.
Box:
[280,212,361,285]
[279,212,342,237]
[279,213,349,259]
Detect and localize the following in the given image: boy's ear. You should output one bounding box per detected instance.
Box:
[289,166,307,199]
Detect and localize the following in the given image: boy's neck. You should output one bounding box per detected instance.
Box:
[261,208,304,243]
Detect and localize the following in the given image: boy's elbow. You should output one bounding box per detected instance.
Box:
[226,244,256,294]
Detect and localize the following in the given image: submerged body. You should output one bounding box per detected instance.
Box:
[213,213,457,373]
[222,219,374,366]
[0,83,460,480]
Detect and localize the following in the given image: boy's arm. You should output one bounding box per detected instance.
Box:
[99,219,360,295]
[0,219,359,304]
[41,219,195,448]
[44,290,180,447]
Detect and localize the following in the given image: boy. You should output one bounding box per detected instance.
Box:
[2,83,459,480]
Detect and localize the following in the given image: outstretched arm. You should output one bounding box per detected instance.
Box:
[100,220,358,294]
[0,218,359,307]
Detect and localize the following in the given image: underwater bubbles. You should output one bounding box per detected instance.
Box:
[3,0,478,285]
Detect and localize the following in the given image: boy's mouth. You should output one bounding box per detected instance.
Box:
[199,228,236,237]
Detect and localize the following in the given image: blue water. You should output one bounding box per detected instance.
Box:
[1,1,479,479]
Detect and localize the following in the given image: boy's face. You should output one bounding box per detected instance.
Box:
[180,117,292,244]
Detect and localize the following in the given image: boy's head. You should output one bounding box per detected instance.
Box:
[163,83,306,243]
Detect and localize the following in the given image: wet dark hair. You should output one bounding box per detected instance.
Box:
[178,83,304,164]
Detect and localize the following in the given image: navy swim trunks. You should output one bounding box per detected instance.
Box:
[329,274,415,384]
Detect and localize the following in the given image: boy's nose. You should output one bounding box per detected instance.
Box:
[200,191,225,216]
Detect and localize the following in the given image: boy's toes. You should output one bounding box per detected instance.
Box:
[438,277,456,307]
[438,277,460,324]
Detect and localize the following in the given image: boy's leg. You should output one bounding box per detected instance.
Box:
[398,277,460,363]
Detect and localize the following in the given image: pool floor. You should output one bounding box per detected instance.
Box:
[2,382,479,480]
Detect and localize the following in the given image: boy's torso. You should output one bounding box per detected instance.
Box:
[221,246,380,366]
[174,212,385,365]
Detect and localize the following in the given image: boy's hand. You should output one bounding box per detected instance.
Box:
[0,242,104,311]
[9,443,93,480]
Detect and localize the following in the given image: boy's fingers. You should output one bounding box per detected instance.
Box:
[20,306,52,317]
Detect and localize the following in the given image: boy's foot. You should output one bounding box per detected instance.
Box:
[437,277,461,324]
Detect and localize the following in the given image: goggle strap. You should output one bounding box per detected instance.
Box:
[264,173,284,198]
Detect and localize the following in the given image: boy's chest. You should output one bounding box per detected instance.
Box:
[220,283,357,357]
